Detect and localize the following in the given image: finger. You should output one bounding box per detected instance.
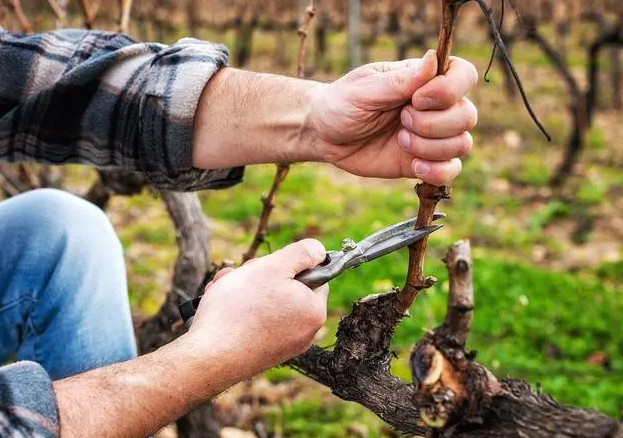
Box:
[359,50,438,107]
[412,57,478,111]
[266,238,327,277]
[398,130,473,161]
[309,284,329,330]
[411,158,463,186]
[213,267,235,283]
[401,98,478,139]
[313,284,330,301]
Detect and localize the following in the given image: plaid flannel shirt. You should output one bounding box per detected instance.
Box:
[0,27,244,191]
[0,27,244,437]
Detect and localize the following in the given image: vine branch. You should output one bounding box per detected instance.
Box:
[242,164,290,263]
[478,0,551,141]
[45,0,66,26]
[296,0,316,78]
[398,0,462,313]
[400,0,553,313]
[117,0,134,34]
[2,0,32,33]
[77,0,95,29]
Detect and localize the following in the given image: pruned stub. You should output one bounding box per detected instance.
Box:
[410,330,478,430]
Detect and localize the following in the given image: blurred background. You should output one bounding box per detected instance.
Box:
[1,1,622,437]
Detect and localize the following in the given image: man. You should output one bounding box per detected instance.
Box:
[0,27,478,438]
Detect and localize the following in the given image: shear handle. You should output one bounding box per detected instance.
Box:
[294,250,345,290]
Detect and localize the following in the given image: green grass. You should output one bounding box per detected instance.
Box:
[596,260,623,288]
[527,200,573,231]
[577,181,609,206]
[266,398,389,438]
[587,127,607,151]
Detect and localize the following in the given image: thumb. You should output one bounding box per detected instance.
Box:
[363,50,438,106]
[267,239,326,277]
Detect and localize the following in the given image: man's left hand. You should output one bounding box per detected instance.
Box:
[307,50,478,186]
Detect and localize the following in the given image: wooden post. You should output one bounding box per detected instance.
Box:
[611,48,622,110]
[348,0,361,69]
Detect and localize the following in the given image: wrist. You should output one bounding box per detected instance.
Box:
[292,81,328,164]
[159,335,228,403]
[167,330,253,400]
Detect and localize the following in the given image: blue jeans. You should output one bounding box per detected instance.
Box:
[0,189,137,380]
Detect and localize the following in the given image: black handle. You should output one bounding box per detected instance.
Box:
[179,297,202,326]
[179,254,333,327]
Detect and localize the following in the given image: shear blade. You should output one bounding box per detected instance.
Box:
[362,224,443,262]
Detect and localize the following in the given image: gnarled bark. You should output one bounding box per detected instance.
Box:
[292,237,623,437]
[84,169,146,209]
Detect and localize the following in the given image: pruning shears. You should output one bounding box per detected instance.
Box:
[179,216,444,327]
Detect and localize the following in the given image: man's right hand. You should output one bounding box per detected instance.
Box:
[185,239,329,380]
[53,240,328,438]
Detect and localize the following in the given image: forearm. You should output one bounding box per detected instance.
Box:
[192,68,326,169]
[53,336,240,438]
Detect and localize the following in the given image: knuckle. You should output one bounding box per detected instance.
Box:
[306,306,327,330]
[410,134,425,156]
[464,100,479,130]
[313,308,328,327]
[387,71,405,91]
[415,115,434,138]
[439,87,457,107]
[456,133,473,157]
[293,239,325,267]
[305,305,327,331]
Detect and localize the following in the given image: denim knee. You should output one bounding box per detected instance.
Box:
[0,189,136,377]
[14,188,124,259]
[0,188,128,324]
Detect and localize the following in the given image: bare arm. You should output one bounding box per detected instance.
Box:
[192,68,324,168]
[191,53,479,186]
[52,239,329,438]
[53,337,232,438]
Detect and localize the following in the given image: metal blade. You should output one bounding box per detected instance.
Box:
[355,217,417,254]
[359,224,443,264]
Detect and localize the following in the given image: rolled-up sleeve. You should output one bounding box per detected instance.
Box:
[0,361,59,438]
[0,29,244,191]
[137,38,244,190]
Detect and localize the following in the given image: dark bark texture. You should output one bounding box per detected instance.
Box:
[292,238,623,437]
[84,169,147,209]
[289,291,425,436]
[447,380,623,438]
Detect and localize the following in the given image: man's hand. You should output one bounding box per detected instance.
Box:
[307,50,479,186]
[193,50,478,186]
[54,239,328,438]
[186,239,329,378]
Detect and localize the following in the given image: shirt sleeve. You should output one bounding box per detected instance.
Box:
[0,361,59,438]
[0,29,244,191]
